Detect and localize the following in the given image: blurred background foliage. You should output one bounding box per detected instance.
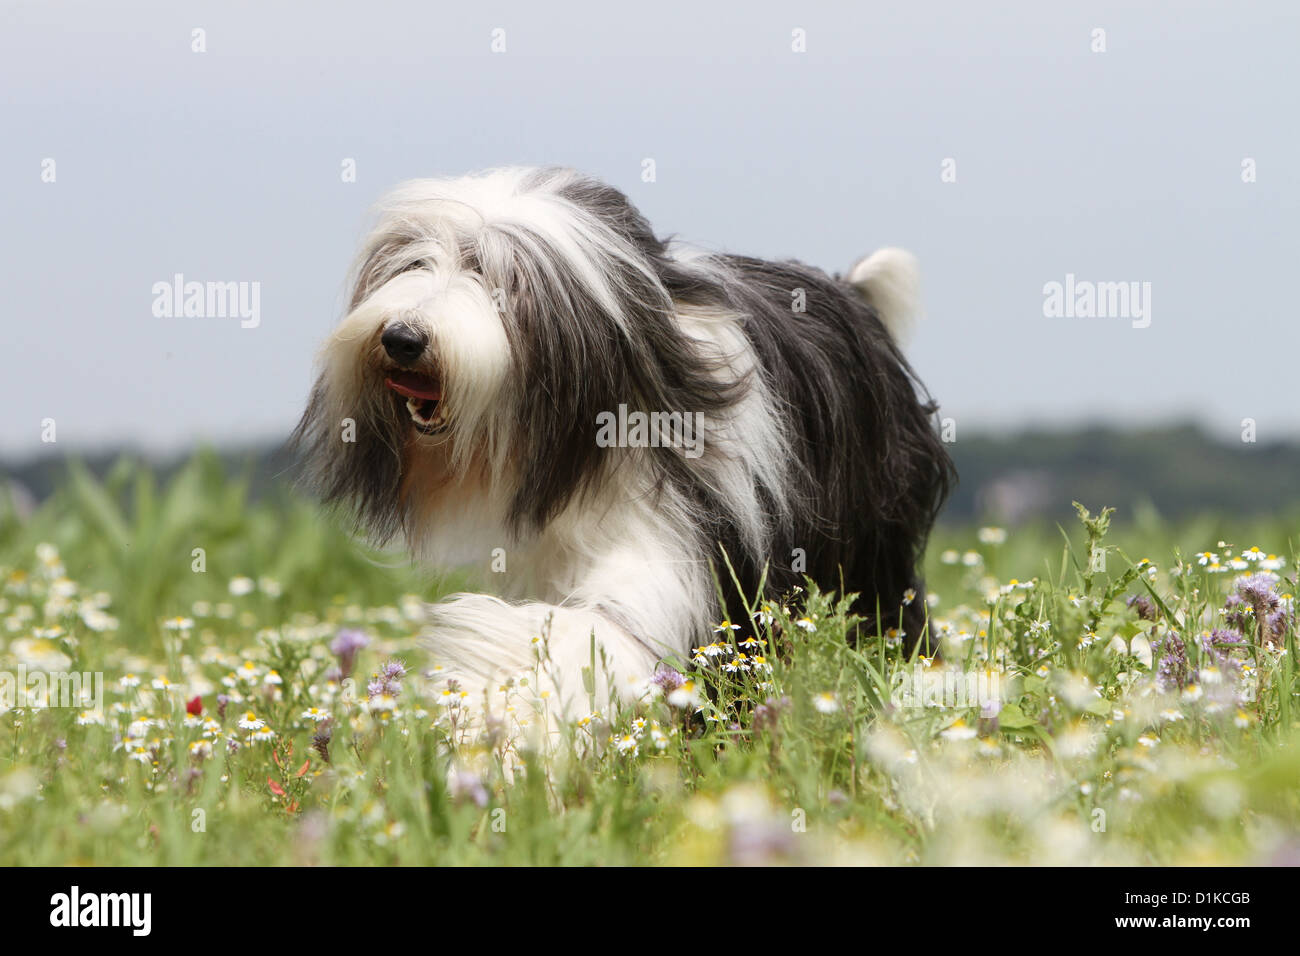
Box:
[5,423,1296,530]
[0,449,431,647]
[4,423,1299,647]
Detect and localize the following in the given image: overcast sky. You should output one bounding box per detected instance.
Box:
[3,0,1297,457]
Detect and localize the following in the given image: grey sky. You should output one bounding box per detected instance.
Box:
[3,0,1297,456]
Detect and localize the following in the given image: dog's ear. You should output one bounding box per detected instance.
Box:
[291,375,407,546]
[554,175,668,260]
[482,224,630,535]
[481,213,738,536]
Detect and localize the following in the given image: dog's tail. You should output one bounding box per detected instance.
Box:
[846,247,922,347]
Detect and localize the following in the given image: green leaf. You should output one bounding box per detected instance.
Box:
[997,703,1038,730]
[1084,697,1112,717]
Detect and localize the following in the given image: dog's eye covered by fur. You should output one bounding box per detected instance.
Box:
[294,165,954,725]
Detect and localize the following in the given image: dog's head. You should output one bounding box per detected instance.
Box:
[295,167,735,560]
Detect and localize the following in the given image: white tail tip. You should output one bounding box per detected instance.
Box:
[847,247,922,347]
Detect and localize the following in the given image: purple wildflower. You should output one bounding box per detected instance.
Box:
[330,629,371,680]
[1204,628,1245,649]
[1236,573,1280,614]
[367,658,406,700]
[449,770,489,808]
[311,723,332,763]
[1126,594,1158,622]
[728,820,799,866]
[1234,573,1285,645]
[751,695,791,733]
[1267,607,1291,644]
[1199,629,1247,683]
[1222,594,1251,632]
[1153,629,1188,691]
[651,664,686,694]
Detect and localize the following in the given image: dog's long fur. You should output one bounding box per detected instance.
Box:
[295,166,953,714]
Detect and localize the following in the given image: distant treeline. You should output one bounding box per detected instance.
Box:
[2,423,1297,525]
[942,423,1299,525]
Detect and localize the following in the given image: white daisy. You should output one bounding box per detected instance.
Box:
[813,692,839,714]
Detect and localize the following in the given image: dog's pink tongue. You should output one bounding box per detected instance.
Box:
[385,370,442,401]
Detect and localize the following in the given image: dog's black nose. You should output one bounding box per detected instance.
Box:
[381,323,427,365]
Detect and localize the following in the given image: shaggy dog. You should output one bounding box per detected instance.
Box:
[295,166,953,715]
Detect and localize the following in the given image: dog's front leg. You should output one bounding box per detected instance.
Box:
[424,593,661,735]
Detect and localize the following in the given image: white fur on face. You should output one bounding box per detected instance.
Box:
[325,258,511,459]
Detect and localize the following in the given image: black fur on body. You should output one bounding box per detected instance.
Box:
[547,175,956,649]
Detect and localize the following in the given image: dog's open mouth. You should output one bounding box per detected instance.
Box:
[384,370,447,434]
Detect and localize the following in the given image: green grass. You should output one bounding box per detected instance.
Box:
[1,454,1299,865]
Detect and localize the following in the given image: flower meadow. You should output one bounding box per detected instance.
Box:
[2,455,1300,866]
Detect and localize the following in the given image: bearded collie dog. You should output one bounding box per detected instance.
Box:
[295,166,953,717]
